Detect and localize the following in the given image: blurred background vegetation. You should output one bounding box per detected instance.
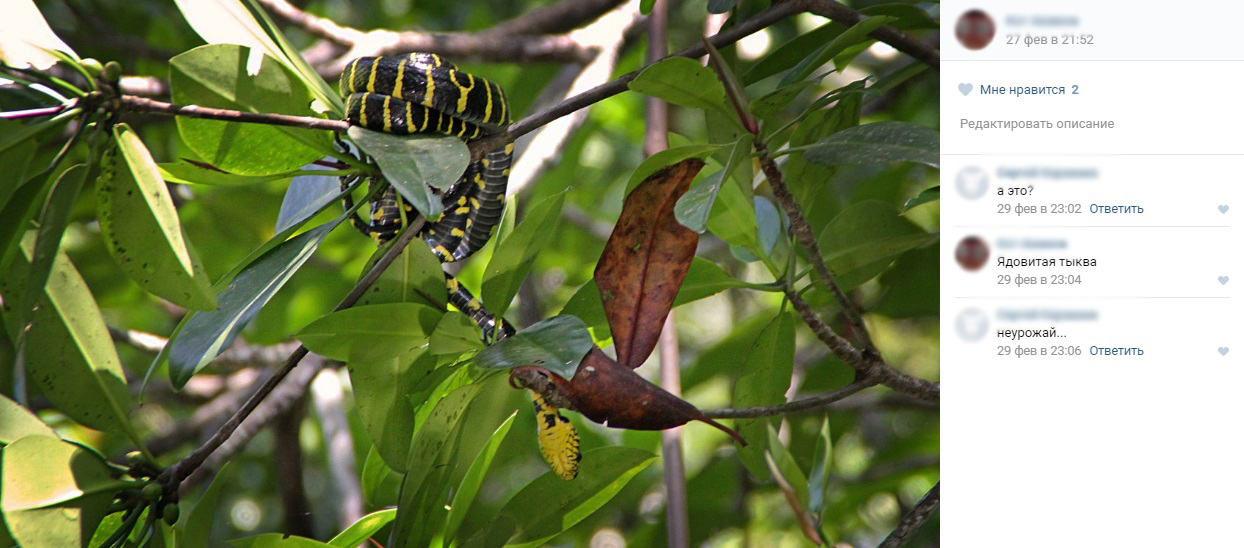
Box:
[2,0,939,546]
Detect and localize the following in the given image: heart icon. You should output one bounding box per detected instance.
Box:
[1219,205,1229,213]
[1220,276,1230,285]
[1219,347,1230,356]
[958,83,972,96]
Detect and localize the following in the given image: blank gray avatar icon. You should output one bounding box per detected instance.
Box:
[956,308,989,342]
[956,166,989,200]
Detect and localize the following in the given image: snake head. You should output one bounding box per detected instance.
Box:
[509,366,575,409]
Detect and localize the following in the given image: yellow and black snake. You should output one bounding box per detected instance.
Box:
[339,54,580,479]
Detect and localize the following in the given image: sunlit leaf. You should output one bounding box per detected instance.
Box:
[781,16,897,86]
[100,124,216,309]
[158,161,294,186]
[1,436,123,548]
[328,508,398,548]
[2,234,135,435]
[0,394,54,444]
[0,0,76,69]
[624,144,719,195]
[170,44,330,175]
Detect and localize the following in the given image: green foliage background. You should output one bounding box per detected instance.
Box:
[0,0,939,546]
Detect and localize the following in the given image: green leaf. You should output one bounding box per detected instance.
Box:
[349,351,438,472]
[807,417,833,519]
[875,245,939,318]
[473,315,593,378]
[0,127,37,212]
[158,161,294,186]
[481,190,565,317]
[743,22,843,85]
[560,258,755,334]
[1,436,122,548]
[781,16,898,86]
[19,163,89,339]
[2,234,135,435]
[429,313,486,356]
[347,128,470,219]
[497,447,655,547]
[705,168,758,252]
[640,0,655,15]
[170,44,329,175]
[229,533,334,547]
[0,0,77,69]
[817,200,935,290]
[390,383,484,548]
[904,185,940,211]
[168,220,341,388]
[360,446,395,503]
[628,57,728,114]
[276,167,344,233]
[172,0,341,115]
[675,135,750,233]
[357,240,447,310]
[0,167,52,275]
[298,303,443,363]
[100,124,216,309]
[750,80,818,121]
[707,0,738,13]
[0,394,54,444]
[444,412,516,543]
[328,508,398,548]
[803,121,939,169]
[178,462,231,548]
[766,423,808,504]
[733,311,795,479]
[624,144,720,195]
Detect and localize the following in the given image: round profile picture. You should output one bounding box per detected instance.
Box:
[955,236,989,271]
[955,308,989,342]
[956,166,989,200]
[955,9,995,50]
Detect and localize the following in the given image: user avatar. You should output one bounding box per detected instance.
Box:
[956,9,995,50]
[956,166,989,200]
[955,236,989,271]
[955,308,989,342]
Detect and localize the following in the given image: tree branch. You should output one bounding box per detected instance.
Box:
[756,139,878,355]
[877,482,939,548]
[786,289,939,404]
[701,379,877,419]
[116,95,348,132]
[160,218,427,487]
[469,0,938,159]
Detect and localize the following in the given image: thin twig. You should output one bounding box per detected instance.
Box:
[786,289,939,403]
[701,379,877,419]
[117,95,348,132]
[160,218,426,487]
[468,0,939,158]
[803,0,940,71]
[755,139,877,355]
[483,0,626,36]
[877,482,939,548]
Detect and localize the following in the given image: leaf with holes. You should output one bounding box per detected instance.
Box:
[99,124,216,309]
